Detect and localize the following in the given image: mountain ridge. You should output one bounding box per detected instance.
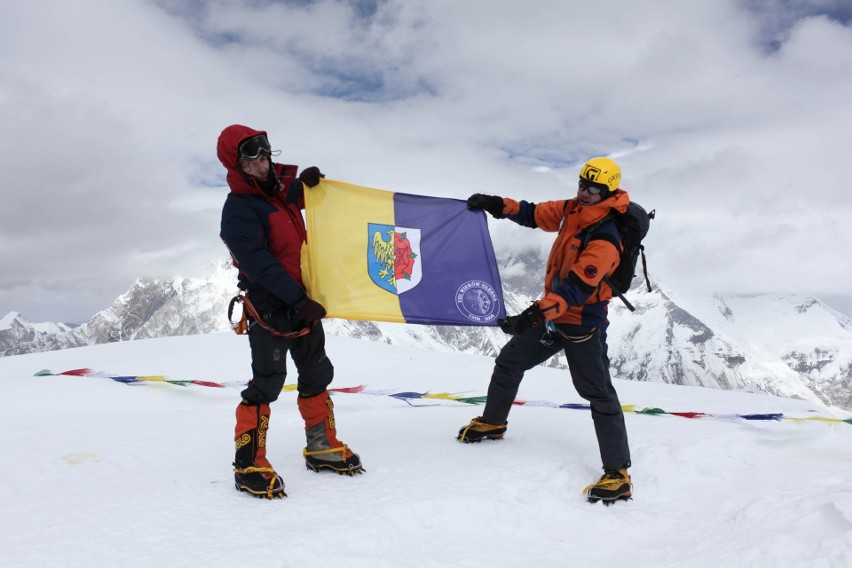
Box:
[3,255,850,413]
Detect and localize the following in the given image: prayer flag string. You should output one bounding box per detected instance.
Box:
[33,368,852,427]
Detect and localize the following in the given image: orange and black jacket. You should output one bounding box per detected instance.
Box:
[499,190,631,330]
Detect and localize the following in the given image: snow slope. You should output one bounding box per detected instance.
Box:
[1,332,850,568]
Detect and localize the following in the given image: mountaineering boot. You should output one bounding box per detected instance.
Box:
[457,416,507,443]
[297,391,363,475]
[584,468,632,504]
[233,402,286,499]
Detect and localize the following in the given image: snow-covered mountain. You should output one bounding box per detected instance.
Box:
[3,255,851,412]
[0,311,83,354]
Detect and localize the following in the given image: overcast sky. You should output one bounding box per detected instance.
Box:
[2,0,852,323]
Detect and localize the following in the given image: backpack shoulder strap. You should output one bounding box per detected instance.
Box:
[579,213,620,253]
[577,213,635,310]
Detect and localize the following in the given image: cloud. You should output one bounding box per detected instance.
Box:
[1,0,851,322]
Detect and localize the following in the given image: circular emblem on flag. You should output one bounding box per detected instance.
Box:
[455,280,500,323]
[584,265,598,279]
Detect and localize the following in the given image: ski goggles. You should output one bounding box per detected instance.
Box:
[578,178,609,195]
[238,135,271,161]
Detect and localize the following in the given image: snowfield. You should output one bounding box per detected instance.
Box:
[1,332,851,568]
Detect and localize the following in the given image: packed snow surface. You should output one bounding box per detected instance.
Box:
[1,332,850,567]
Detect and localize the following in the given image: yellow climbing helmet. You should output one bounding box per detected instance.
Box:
[579,157,621,192]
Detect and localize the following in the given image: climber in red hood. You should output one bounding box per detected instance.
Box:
[217,125,363,499]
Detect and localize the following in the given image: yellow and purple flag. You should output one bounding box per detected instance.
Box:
[302,179,505,326]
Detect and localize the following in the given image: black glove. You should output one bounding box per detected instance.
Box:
[296,298,326,325]
[498,303,545,335]
[467,194,504,217]
[298,166,325,188]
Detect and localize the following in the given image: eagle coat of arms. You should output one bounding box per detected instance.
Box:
[367,223,422,295]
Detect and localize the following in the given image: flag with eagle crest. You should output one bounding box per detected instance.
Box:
[301,179,505,325]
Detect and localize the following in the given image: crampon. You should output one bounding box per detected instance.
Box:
[457,417,507,443]
[587,493,632,506]
[304,446,364,476]
[584,469,632,505]
[234,466,287,499]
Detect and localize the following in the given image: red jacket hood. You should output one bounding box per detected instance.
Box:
[217,124,268,196]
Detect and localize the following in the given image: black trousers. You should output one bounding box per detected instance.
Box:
[240,290,334,405]
[482,324,631,471]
